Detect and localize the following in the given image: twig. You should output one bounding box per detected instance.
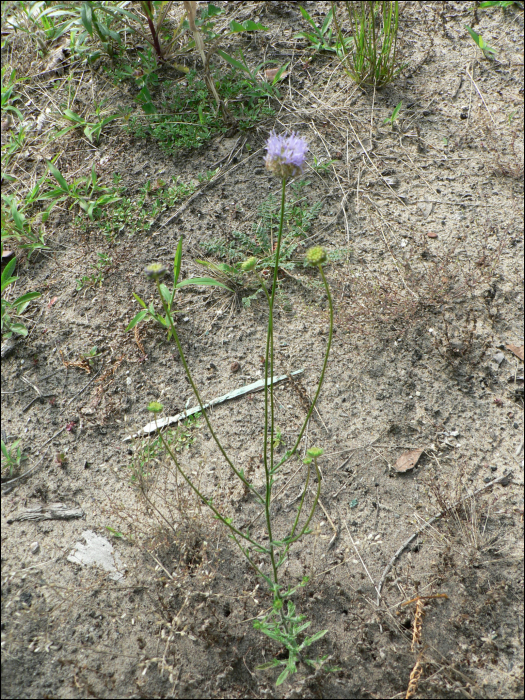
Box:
[157,142,260,231]
[318,498,338,551]
[465,66,496,125]
[376,471,513,604]
[343,516,380,599]
[59,364,105,414]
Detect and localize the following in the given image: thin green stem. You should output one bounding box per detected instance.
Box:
[156,426,268,552]
[279,263,334,467]
[262,176,287,595]
[155,278,264,504]
[286,456,322,546]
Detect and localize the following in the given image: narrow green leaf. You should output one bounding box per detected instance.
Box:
[173,237,183,286]
[216,48,248,73]
[302,629,328,647]
[125,309,148,331]
[1,258,17,290]
[276,668,290,686]
[63,109,84,124]
[46,160,69,193]
[9,323,28,336]
[14,292,41,306]
[175,277,232,290]
[132,292,147,309]
[81,2,93,35]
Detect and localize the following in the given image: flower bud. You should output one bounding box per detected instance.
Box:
[144,263,167,279]
[241,257,257,272]
[305,246,327,266]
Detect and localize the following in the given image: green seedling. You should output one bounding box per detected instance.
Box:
[383,100,402,127]
[464,25,496,57]
[81,346,101,367]
[40,160,121,221]
[1,438,28,477]
[295,5,351,57]
[76,252,112,290]
[1,252,41,338]
[312,154,336,172]
[54,105,119,144]
[332,1,404,87]
[126,238,231,338]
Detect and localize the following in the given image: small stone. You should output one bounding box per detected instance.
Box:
[30,542,40,555]
[493,352,505,366]
[514,422,519,429]
[483,477,492,483]
[490,466,497,472]
[427,232,438,238]
[230,361,240,373]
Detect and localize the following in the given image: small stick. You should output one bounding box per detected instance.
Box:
[343,518,380,598]
[318,498,338,551]
[59,364,104,413]
[376,471,513,604]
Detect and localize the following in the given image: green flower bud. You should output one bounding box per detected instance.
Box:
[241,257,257,272]
[306,446,324,458]
[148,401,164,413]
[144,263,167,279]
[305,246,327,266]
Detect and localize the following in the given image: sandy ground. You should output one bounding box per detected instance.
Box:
[1,2,523,698]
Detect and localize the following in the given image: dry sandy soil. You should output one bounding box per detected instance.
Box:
[1,2,524,698]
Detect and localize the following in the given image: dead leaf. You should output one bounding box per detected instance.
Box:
[264,67,289,82]
[395,448,424,473]
[507,344,524,362]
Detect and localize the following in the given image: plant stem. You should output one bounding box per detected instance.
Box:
[154,278,263,504]
[156,426,268,552]
[262,176,287,598]
[281,262,334,466]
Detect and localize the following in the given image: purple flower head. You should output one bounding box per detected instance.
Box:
[264,131,308,179]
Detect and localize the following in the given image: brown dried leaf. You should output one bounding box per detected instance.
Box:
[395,448,424,473]
[264,67,289,82]
[507,344,524,362]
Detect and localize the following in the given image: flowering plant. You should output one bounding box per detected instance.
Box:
[142,132,336,685]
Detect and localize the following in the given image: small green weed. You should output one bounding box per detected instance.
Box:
[126,238,230,338]
[383,100,403,127]
[128,413,201,485]
[53,102,119,145]
[1,438,28,478]
[128,68,274,154]
[1,252,41,339]
[464,25,497,58]
[200,180,322,273]
[76,252,112,291]
[294,5,351,58]
[332,1,404,87]
[255,596,339,686]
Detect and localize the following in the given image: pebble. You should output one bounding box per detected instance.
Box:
[30,542,40,555]
[230,361,240,372]
[493,352,505,366]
